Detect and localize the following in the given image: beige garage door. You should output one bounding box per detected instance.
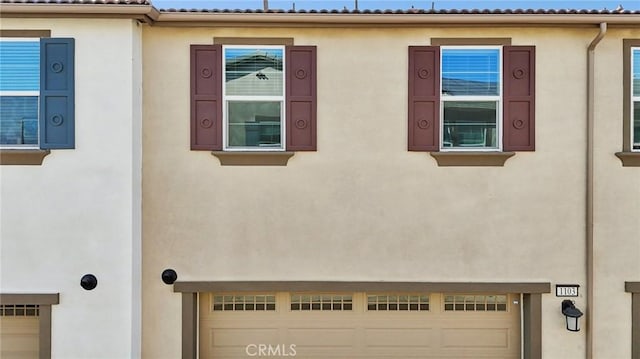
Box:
[200,292,520,358]
[0,305,39,359]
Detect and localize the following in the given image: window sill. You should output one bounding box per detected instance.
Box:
[615,152,640,167]
[0,149,50,165]
[430,151,515,166]
[212,151,295,166]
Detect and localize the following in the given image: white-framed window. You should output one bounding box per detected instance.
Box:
[366,294,430,311]
[443,294,508,312]
[212,294,276,311]
[290,294,353,311]
[222,45,285,151]
[0,38,40,148]
[440,46,502,151]
[632,47,640,151]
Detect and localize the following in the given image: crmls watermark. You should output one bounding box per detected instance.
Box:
[245,344,297,357]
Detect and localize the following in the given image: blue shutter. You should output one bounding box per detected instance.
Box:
[39,38,74,149]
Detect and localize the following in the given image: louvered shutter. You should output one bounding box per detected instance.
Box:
[503,46,535,151]
[190,44,222,150]
[285,46,317,151]
[408,46,440,152]
[40,38,74,149]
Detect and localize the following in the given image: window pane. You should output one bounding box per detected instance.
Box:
[228,101,281,148]
[443,101,498,148]
[633,49,640,97]
[0,41,40,91]
[225,48,283,96]
[442,49,499,96]
[634,101,640,150]
[0,96,38,146]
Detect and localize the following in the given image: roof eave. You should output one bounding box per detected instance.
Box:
[154,12,640,26]
[0,4,158,22]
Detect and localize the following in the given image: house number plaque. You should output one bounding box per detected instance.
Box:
[556,285,579,297]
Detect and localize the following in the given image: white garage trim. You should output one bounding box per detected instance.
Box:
[175,282,549,359]
[0,293,59,359]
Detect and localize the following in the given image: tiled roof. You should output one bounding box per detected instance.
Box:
[2,0,638,15]
[0,0,150,4]
[158,8,640,14]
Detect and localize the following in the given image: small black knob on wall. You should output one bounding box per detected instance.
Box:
[161,269,177,285]
[80,274,98,290]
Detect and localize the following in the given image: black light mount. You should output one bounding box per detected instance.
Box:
[161,269,178,285]
[80,274,98,290]
[561,299,583,332]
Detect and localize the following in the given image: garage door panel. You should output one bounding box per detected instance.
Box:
[0,352,39,359]
[286,328,355,346]
[293,348,357,358]
[286,316,357,326]
[211,328,279,347]
[1,334,39,351]
[441,328,510,348]
[0,317,39,359]
[364,328,435,347]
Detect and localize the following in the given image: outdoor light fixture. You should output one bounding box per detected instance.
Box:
[561,300,583,332]
[80,274,98,291]
[161,269,178,285]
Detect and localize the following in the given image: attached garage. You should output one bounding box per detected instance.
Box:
[0,305,40,359]
[0,294,58,359]
[199,292,520,358]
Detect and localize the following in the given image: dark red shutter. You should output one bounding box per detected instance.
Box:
[190,44,222,150]
[286,46,317,151]
[503,46,535,151]
[408,46,440,152]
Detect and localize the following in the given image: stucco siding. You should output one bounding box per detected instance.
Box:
[139,25,640,358]
[0,18,142,359]
[592,29,640,359]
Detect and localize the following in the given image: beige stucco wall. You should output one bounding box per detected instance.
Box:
[0,18,142,359]
[142,25,639,359]
[592,29,640,359]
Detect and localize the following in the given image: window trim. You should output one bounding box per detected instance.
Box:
[0,149,50,165]
[431,38,512,46]
[429,151,515,166]
[439,45,503,152]
[222,44,286,152]
[214,37,294,46]
[211,151,294,166]
[617,39,640,166]
[0,30,50,38]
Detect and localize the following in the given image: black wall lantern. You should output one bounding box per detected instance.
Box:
[561,300,583,332]
[161,269,177,285]
[80,274,98,290]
